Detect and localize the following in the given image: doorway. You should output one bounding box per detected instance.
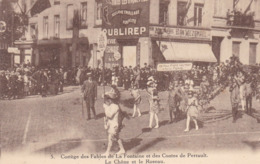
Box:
[122,46,137,67]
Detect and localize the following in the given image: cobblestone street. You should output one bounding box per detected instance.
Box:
[1,86,260,159]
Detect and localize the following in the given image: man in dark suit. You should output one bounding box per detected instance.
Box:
[81,75,98,120]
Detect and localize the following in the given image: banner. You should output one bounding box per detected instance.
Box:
[157,63,193,72]
[102,0,150,39]
[150,26,211,40]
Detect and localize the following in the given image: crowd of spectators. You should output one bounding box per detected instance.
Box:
[1,56,260,102]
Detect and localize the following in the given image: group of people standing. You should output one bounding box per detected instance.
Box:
[80,55,260,155]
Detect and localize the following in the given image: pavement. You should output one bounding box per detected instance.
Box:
[1,85,260,158]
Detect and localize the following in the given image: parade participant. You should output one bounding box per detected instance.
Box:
[81,75,98,120]
[105,85,121,104]
[134,67,141,89]
[184,74,194,90]
[130,84,142,117]
[0,71,8,99]
[8,72,18,99]
[147,80,160,129]
[59,68,64,92]
[41,71,49,97]
[23,72,30,96]
[168,81,182,123]
[199,75,210,110]
[236,71,246,111]
[229,76,240,123]
[16,75,24,98]
[184,90,199,132]
[245,76,253,115]
[103,93,125,155]
[111,72,118,86]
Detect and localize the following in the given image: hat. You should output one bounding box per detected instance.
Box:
[187,90,194,95]
[147,81,154,86]
[148,76,155,81]
[104,92,117,100]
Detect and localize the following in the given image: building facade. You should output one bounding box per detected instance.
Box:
[13,0,260,68]
[15,0,102,68]
[212,0,260,65]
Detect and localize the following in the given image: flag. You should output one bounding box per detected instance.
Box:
[30,0,51,16]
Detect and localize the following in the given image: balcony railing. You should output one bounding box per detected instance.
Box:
[227,10,255,28]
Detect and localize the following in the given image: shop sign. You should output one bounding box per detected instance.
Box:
[97,30,108,52]
[25,49,32,55]
[8,47,20,54]
[102,0,149,39]
[157,63,193,72]
[150,26,211,40]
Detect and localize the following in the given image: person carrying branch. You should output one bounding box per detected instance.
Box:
[103,92,125,155]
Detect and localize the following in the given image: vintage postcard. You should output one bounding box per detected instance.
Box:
[1,0,260,164]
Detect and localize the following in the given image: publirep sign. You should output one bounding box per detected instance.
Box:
[157,63,193,72]
[102,0,149,39]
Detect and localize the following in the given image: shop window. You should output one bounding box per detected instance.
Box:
[67,4,74,29]
[54,15,60,38]
[43,16,48,38]
[177,1,187,26]
[81,2,88,27]
[232,41,240,58]
[159,2,169,25]
[95,2,102,25]
[249,43,257,65]
[194,4,203,27]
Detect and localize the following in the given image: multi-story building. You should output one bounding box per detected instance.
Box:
[14,0,260,68]
[212,0,260,65]
[15,0,102,68]
[104,0,260,68]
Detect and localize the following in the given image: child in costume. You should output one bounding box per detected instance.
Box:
[184,90,199,132]
[130,85,142,117]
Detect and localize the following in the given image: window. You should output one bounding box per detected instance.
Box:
[232,42,240,58]
[67,4,74,29]
[249,43,257,65]
[43,16,48,38]
[81,2,88,27]
[177,1,187,26]
[194,4,203,26]
[54,15,60,38]
[30,24,37,39]
[159,2,169,24]
[54,0,60,5]
[95,2,102,25]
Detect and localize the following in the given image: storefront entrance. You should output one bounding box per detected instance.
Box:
[122,46,136,67]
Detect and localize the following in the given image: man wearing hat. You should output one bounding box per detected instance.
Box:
[0,71,8,99]
[81,74,98,120]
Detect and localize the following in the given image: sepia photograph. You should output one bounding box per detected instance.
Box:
[1,0,260,163]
